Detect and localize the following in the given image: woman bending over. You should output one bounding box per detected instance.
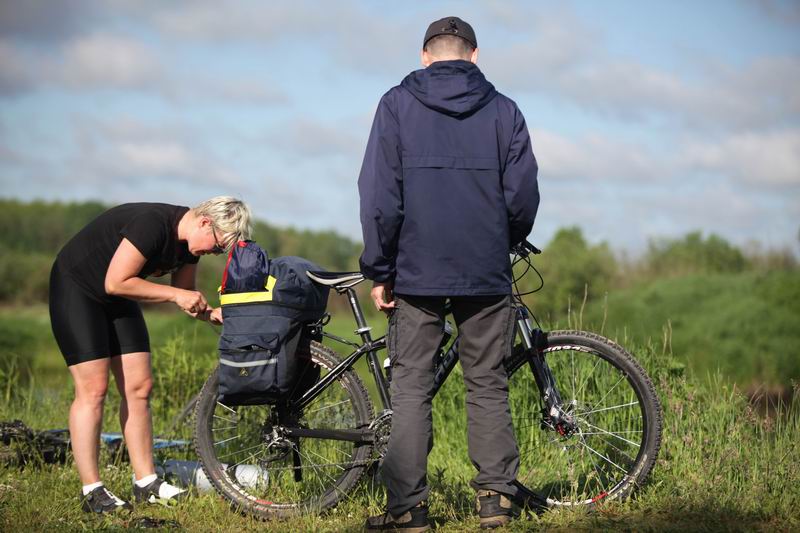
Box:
[49,197,251,513]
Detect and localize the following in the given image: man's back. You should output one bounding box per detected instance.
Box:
[360,18,539,530]
[359,60,538,296]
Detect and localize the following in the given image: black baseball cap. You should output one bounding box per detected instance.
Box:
[423,16,477,49]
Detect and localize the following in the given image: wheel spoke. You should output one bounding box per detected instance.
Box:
[573,355,603,400]
[579,401,639,416]
[580,430,642,435]
[577,418,641,448]
[579,430,610,496]
[301,446,347,472]
[213,414,237,424]
[576,436,628,473]
[591,434,637,465]
[305,399,350,415]
[213,434,242,447]
[230,444,272,470]
[571,351,577,404]
[215,441,266,460]
[590,375,627,412]
[216,402,237,415]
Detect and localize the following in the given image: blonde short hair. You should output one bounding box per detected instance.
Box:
[192,196,252,251]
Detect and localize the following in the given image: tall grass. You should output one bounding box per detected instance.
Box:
[0,312,798,531]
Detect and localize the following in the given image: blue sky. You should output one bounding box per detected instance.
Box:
[1,0,798,254]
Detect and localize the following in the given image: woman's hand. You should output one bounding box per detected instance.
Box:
[174,289,208,316]
[209,307,223,325]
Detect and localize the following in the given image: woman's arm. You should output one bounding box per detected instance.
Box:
[105,238,208,314]
[170,263,223,324]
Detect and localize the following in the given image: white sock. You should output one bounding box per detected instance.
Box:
[158,481,187,499]
[82,481,103,496]
[135,473,158,487]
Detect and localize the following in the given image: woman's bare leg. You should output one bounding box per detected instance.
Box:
[110,352,155,480]
[68,358,111,485]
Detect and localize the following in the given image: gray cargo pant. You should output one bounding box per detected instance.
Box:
[381,294,520,516]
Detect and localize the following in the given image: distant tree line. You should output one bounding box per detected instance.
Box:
[0,199,360,305]
[0,199,796,319]
[514,227,797,321]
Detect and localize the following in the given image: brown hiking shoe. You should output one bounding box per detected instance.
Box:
[476,490,518,529]
[364,500,431,532]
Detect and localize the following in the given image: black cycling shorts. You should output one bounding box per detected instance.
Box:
[49,262,151,366]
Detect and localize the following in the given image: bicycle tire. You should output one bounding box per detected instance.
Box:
[194,341,374,518]
[508,329,662,507]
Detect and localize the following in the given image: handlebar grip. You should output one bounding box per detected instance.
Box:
[513,240,542,256]
[526,241,542,255]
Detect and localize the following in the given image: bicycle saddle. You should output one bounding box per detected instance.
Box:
[306,270,365,289]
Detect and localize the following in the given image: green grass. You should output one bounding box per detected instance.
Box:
[1,304,799,531]
[576,270,800,387]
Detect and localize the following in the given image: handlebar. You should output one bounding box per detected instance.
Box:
[512,240,542,257]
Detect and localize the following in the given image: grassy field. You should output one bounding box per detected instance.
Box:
[0,300,799,531]
[577,271,800,387]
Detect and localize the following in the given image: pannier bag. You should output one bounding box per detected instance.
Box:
[217,240,329,405]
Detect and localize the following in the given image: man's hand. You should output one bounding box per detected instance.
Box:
[370,282,396,314]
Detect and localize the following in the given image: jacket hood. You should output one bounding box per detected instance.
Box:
[400,60,496,117]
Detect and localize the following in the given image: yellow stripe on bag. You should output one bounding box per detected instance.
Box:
[219,275,278,306]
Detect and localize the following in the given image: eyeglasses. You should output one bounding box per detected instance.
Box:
[210,225,226,255]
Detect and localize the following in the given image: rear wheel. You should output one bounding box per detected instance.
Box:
[193,341,374,518]
[508,330,662,506]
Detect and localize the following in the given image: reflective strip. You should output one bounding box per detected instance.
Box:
[220,357,277,367]
[220,292,272,305]
[219,275,278,305]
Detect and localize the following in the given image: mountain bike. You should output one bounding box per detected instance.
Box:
[192,241,663,518]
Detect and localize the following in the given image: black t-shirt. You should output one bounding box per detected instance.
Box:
[56,203,199,303]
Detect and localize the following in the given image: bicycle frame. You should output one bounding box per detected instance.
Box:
[288,279,577,443]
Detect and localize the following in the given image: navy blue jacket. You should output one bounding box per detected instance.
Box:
[358,60,539,296]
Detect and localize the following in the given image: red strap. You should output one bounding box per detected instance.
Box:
[219,241,242,293]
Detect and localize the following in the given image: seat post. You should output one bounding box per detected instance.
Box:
[345,287,372,344]
[345,287,392,409]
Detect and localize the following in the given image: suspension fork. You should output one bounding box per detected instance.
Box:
[515,306,577,433]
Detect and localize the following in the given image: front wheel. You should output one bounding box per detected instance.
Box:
[193,341,374,518]
[508,330,662,507]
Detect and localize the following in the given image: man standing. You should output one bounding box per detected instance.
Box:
[359,16,539,531]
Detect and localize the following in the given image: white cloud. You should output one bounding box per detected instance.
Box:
[0,40,37,94]
[115,141,193,175]
[268,117,366,159]
[753,0,800,25]
[150,1,318,41]
[0,0,103,43]
[0,33,287,105]
[482,3,800,132]
[533,129,671,183]
[201,78,288,104]
[683,130,800,187]
[59,33,161,89]
[66,117,245,189]
[0,34,161,93]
